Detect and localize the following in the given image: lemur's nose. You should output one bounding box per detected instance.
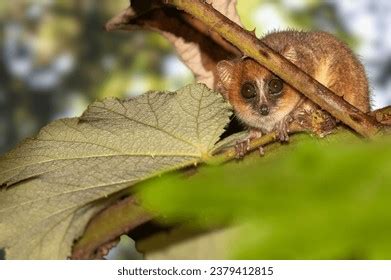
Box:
[260,104,269,116]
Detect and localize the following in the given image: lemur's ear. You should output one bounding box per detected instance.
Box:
[283,46,298,63]
[216,60,235,99]
[216,60,235,87]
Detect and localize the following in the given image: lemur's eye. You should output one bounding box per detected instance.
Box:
[241,82,257,99]
[268,78,283,95]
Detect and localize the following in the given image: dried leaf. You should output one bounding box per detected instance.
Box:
[106,0,242,88]
[0,84,231,259]
[208,0,242,27]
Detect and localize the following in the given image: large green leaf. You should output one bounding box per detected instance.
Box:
[139,132,391,259]
[0,83,231,259]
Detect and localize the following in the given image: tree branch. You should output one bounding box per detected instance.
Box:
[71,196,152,259]
[163,0,383,138]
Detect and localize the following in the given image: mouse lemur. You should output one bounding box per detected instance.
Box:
[216,31,370,145]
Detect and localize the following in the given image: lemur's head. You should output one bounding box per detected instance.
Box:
[216,57,301,132]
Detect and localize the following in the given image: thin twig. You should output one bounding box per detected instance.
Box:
[208,124,306,165]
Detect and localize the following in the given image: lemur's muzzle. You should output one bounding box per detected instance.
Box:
[260,104,270,116]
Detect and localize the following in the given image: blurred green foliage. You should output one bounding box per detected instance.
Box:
[237,0,357,46]
[0,0,194,153]
[138,132,391,259]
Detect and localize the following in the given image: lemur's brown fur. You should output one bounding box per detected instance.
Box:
[217,31,370,141]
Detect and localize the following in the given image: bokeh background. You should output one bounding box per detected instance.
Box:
[1,0,391,259]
